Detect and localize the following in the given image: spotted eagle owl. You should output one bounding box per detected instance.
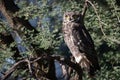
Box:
[62,11,100,76]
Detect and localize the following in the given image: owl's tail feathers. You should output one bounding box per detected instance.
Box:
[88,64,100,77]
[88,57,100,77]
[78,55,91,69]
[75,55,100,77]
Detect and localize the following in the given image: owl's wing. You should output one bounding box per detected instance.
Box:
[81,25,95,47]
[72,24,100,76]
[72,24,95,53]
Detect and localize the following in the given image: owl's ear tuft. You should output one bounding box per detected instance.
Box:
[72,15,78,20]
[65,15,68,18]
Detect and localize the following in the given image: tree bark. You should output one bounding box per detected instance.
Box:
[0,0,38,33]
[0,0,38,59]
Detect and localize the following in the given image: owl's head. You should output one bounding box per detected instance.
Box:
[63,11,82,23]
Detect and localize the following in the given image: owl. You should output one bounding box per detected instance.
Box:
[62,11,100,77]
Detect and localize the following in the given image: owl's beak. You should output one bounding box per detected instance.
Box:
[66,16,70,21]
[69,18,72,21]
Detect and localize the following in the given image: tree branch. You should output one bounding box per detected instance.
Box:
[1,54,83,80]
[52,55,83,80]
[82,0,88,19]
[0,0,38,33]
[87,0,120,44]
[1,56,42,80]
[1,59,28,80]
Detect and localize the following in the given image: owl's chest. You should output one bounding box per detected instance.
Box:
[63,23,73,33]
[63,23,78,36]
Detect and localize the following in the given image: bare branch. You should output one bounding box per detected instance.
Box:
[1,57,42,80]
[82,0,88,19]
[52,55,83,80]
[0,0,38,33]
[26,59,32,74]
[1,54,83,80]
[1,59,28,80]
[31,56,42,63]
[87,0,120,44]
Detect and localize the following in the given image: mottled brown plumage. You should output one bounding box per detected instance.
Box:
[62,11,100,76]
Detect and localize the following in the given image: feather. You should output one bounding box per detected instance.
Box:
[62,12,100,77]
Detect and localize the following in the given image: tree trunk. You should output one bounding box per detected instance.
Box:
[0,0,38,33]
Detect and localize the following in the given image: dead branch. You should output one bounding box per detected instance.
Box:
[0,0,38,33]
[1,57,42,80]
[87,0,120,44]
[1,59,28,80]
[52,55,83,80]
[82,0,89,19]
[26,59,33,74]
[1,54,83,80]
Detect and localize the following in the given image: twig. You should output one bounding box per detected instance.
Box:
[86,0,106,36]
[87,0,120,44]
[82,0,88,19]
[2,55,83,80]
[1,59,28,80]
[52,55,83,80]
[26,59,32,74]
[36,67,48,77]
[31,56,42,63]
[1,57,42,80]
[111,0,120,22]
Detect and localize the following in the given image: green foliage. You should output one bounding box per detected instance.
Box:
[34,28,62,50]
[25,26,63,54]
[0,44,14,68]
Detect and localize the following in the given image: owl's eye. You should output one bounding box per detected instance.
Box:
[65,15,69,20]
[65,15,69,18]
[72,15,78,19]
